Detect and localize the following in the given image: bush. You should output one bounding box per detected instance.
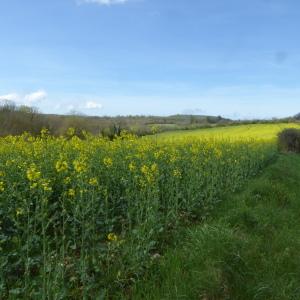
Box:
[278,128,300,153]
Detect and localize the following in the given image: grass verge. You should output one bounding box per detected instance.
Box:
[129,154,300,300]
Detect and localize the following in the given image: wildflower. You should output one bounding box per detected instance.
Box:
[141,165,149,175]
[68,189,75,197]
[6,159,16,167]
[0,181,4,192]
[173,169,181,178]
[26,164,41,182]
[16,208,24,216]
[215,149,222,158]
[73,160,86,173]
[154,150,164,159]
[169,155,177,163]
[64,177,71,184]
[107,233,118,242]
[41,179,52,192]
[129,162,136,172]
[151,125,159,135]
[103,157,113,168]
[89,177,98,186]
[55,160,68,173]
[140,164,158,184]
[80,189,85,196]
[30,182,38,189]
[40,128,49,138]
[66,127,75,136]
[151,163,158,173]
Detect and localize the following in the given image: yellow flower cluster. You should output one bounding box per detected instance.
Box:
[73,160,87,173]
[64,177,71,184]
[107,233,118,242]
[68,188,76,197]
[129,162,136,172]
[26,164,52,192]
[41,179,52,192]
[66,127,75,136]
[173,169,182,178]
[16,208,24,216]
[103,157,113,168]
[89,177,98,186]
[140,163,159,186]
[26,164,41,182]
[0,181,4,192]
[55,160,68,173]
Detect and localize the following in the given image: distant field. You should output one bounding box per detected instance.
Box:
[156,123,300,140]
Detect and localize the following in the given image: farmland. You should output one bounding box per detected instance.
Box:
[156,123,300,141]
[0,124,296,298]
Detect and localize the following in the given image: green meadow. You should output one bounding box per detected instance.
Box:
[131,153,300,300]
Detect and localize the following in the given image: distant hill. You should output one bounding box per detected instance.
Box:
[0,101,298,138]
[294,113,300,120]
[0,101,232,137]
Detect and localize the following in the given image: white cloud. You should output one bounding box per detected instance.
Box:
[0,93,19,102]
[81,0,129,5]
[85,101,103,109]
[0,90,47,106]
[24,90,47,104]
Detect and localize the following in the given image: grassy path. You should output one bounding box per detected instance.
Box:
[130,154,300,300]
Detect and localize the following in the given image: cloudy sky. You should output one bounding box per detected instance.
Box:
[0,0,300,118]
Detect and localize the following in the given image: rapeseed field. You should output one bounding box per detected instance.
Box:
[0,128,276,298]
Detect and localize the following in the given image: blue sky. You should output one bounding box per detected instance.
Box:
[0,0,300,118]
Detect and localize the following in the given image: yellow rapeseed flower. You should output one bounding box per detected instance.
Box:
[141,165,149,175]
[40,128,49,138]
[140,164,158,184]
[41,179,52,192]
[107,233,118,242]
[129,162,136,172]
[169,155,177,163]
[103,157,113,168]
[68,189,75,197]
[0,181,4,192]
[55,160,68,173]
[16,208,24,216]
[173,169,181,178]
[89,177,98,186]
[64,177,71,184]
[151,163,158,173]
[26,164,41,182]
[30,182,38,190]
[66,127,75,136]
[73,160,86,173]
[215,148,222,158]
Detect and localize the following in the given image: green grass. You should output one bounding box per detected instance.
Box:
[130,154,300,300]
[156,123,300,141]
